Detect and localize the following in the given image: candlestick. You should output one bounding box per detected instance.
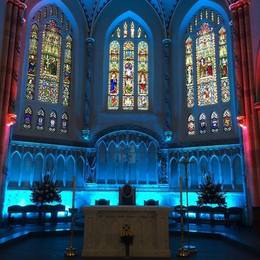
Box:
[72,176,76,209]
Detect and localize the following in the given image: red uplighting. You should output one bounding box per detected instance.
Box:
[237,115,247,129]
[6,113,17,126]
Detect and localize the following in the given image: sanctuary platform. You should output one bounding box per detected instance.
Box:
[82,206,170,258]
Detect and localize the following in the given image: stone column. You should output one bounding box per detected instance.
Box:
[162,39,172,138]
[82,37,95,142]
[0,0,26,218]
[230,0,260,222]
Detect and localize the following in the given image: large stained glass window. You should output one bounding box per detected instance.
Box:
[108,20,149,111]
[39,20,61,103]
[219,27,230,103]
[185,37,194,108]
[23,6,73,134]
[185,9,233,136]
[26,24,38,100]
[196,23,217,106]
[63,35,72,106]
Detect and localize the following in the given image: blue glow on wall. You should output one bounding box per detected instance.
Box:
[3,189,245,217]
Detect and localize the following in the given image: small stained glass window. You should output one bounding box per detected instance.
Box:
[36,108,45,130]
[48,111,57,132]
[223,110,232,132]
[188,114,195,135]
[60,112,69,133]
[199,113,207,134]
[211,111,219,133]
[23,107,33,129]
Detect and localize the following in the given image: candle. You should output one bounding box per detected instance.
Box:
[72,176,76,209]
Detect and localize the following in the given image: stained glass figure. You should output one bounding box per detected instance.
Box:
[123,41,134,110]
[63,35,72,106]
[23,106,33,129]
[108,40,120,110]
[185,37,194,108]
[138,41,148,110]
[26,24,39,100]
[223,109,232,131]
[48,111,57,132]
[211,111,219,133]
[60,112,68,133]
[196,23,217,106]
[219,27,230,102]
[36,108,45,130]
[188,114,195,135]
[199,113,207,134]
[39,20,61,103]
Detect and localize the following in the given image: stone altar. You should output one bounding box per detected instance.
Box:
[82,206,170,258]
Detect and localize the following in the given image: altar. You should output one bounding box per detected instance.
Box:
[82,206,170,258]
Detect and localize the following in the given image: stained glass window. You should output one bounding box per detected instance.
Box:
[23,6,73,134]
[188,114,195,135]
[23,107,33,129]
[108,20,149,111]
[196,23,217,106]
[48,111,57,132]
[138,41,148,110]
[211,111,219,133]
[108,41,120,110]
[36,108,45,130]
[223,109,232,131]
[26,24,38,100]
[63,35,72,106]
[219,27,230,102]
[185,37,194,108]
[199,113,207,134]
[39,20,61,103]
[60,112,69,133]
[186,9,233,136]
[123,41,134,110]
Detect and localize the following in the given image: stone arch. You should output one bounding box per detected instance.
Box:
[8,151,22,186]
[221,155,232,189]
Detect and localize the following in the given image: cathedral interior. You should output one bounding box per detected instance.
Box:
[0,0,259,258]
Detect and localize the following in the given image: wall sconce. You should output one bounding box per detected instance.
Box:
[6,113,17,126]
[82,129,91,141]
[237,115,247,129]
[164,130,173,143]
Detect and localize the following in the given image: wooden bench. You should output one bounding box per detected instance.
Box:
[171,205,243,226]
[8,204,67,224]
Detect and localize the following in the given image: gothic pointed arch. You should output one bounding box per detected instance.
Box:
[22,5,73,134]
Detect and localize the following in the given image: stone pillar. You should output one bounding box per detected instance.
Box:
[82,37,95,142]
[162,39,172,135]
[0,0,26,218]
[230,0,260,224]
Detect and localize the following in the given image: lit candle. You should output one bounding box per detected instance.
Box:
[72,176,76,209]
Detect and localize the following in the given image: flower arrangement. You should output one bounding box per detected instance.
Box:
[197,174,226,207]
[31,172,61,205]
